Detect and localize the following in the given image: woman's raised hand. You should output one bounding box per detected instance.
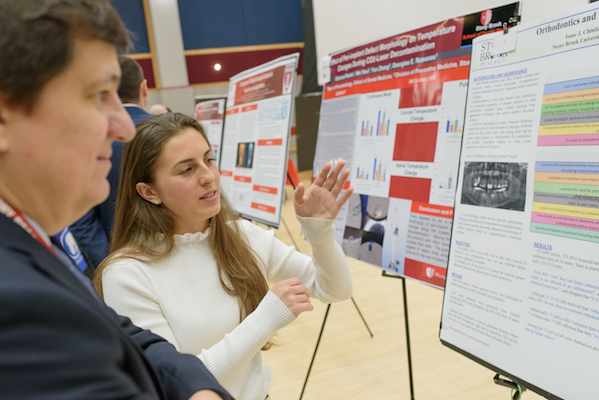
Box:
[270,277,313,318]
[294,160,354,220]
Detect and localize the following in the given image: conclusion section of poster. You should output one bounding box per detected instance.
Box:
[195,98,226,168]
[220,53,299,227]
[314,3,520,288]
[440,4,599,399]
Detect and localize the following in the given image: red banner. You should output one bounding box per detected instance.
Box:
[234,176,252,183]
[251,202,276,214]
[253,185,278,195]
[329,18,464,82]
[257,139,283,146]
[234,65,286,106]
[410,201,454,219]
[241,104,258,112]
[195,100,223,120]
[404,258,447,288]
[323,56,470,100]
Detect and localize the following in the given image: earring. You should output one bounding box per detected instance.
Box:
[154,200,161,205]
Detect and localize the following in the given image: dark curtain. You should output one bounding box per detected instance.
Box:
[300,0,322,93]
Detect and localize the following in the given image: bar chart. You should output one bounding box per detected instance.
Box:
[361,109,390,136]
[356,158,387,182]
[439,175,453,190]
[445,118,462,133]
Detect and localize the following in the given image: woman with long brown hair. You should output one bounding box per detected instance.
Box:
[96,113,354,400]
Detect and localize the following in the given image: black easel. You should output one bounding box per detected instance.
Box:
[494,374,526,400]
[382,270,415,400]
[280,171,301,248]
[298,297,373,400]
[279,215,300,248]
[286,173,374,400]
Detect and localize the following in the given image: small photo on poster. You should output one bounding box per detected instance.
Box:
[341,194,389,267]
[461,162,527,211]
[381,198,412,274]
[236,142,255,169]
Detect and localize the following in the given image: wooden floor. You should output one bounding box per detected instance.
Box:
[262,172,545,400]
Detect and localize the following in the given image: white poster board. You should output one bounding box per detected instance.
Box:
[313,4,520,288]
[220,53,299,227]
[440,3,599,399]
[194,98,226,168]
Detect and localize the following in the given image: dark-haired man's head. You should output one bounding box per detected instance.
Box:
[0,0,135,235]
[0,0,130,109]
[118,56,148,109]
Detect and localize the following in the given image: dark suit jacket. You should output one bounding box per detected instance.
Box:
[70,105,154,266]
[0,215,231,399]
[125,104,154,125]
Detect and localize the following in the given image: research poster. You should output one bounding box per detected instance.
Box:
[440,4,599,399]
[220,53,299,227]
[194,98,226,168]
[314,4,520,288]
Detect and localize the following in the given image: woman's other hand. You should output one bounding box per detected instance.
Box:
[270,277,313,317]
[294,160,354,220]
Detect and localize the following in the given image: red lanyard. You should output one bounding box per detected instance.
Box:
[0,196,56,256]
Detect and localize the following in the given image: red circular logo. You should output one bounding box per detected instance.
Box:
[481,10,492,25]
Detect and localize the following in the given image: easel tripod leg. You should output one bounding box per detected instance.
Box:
[351,296,373,337]
[299,304,331,400]
[401,277,415,400]
[281,216,299,249]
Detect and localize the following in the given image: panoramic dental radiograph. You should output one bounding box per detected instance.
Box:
[461,162,527,211]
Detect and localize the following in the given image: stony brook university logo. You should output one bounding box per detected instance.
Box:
[481,9,493,26]
[478,41,509,66]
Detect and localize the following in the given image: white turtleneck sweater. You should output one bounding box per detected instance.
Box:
[102,216,352,400]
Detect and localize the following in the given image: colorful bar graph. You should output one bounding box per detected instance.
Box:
[445,119,461,133]
[356,160,387,182]
[373,158,377,180]
[361,110,390,136]
[356,167,370,180]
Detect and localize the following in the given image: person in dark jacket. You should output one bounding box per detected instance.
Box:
[70,55,154,266]
[0,1,232,399]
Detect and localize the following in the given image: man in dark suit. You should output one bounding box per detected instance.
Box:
[118,55,155,125]
[0,1,231,399]
[70,56,154,266]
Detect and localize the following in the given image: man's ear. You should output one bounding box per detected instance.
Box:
[0,97,12,153]
[136,181,161,205]
[140,79,148,103]
[141,79,148,97]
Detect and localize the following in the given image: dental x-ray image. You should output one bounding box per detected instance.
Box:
[341,194,389,267]
[461,162,527,211]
